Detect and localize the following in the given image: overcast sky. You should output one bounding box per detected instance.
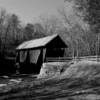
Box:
[0,0,64,23]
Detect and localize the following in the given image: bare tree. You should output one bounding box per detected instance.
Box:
[33,23,45,38]
[0,9,8,58]
[23,23,34,40]
[40,15,63,35]
[58,6,90,57]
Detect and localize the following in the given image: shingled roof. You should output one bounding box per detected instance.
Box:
[16,34,59,50]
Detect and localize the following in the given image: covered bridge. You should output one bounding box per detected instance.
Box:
[16,34,67,74]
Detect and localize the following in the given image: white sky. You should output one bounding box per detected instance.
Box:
[0,0,64,23]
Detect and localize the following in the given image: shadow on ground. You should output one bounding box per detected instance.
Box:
[0,61,100,100]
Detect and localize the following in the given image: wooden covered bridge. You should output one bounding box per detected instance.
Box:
[16,34,67,74]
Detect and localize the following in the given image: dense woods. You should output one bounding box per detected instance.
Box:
[0,0,100,60]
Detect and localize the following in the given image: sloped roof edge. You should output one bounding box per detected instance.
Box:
[16,34,59,50]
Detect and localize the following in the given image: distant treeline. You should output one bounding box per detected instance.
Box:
[1,0,100,60]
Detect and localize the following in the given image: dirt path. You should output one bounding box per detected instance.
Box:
[0,77,99,100]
